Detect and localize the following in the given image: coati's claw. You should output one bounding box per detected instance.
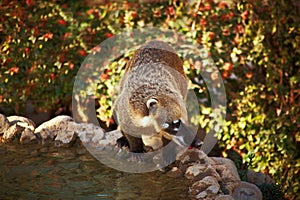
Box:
[128,153,144,163]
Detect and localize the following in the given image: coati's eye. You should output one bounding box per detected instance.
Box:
[146,98,158,109]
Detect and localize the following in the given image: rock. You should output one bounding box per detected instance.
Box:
[2,124,23,141]
[232,181,263,200]
[1,115,38,144]
[185,164,221,183]
[215,195,234,200]
[7,115,36,130]
[5,116,38,144]
[55,130,77,146]
[20,128,37,144]
[185,164,208,179]
[0,114,9,135]
[190,176,220,199]
[179,149,206,165]
[247,169,274,185]
[180,149,246,199]
[166,167,183,178]
[99,130,122,146]
[34,115,73,144]
[210,157,240,181]
[76,123,104,143]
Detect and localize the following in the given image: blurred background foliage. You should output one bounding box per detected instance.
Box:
[0,0,299,198]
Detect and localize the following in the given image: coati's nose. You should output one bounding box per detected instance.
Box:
[162,119,195,147]
[162,119,181,133]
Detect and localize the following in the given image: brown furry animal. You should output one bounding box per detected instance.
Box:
[113,40,195,164]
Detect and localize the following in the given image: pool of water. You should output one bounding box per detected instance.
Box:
[0,142,190,199]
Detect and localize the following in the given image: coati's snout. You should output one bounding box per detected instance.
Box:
[161,119,195,148]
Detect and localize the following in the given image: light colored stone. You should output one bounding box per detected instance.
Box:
[215,194,234,200]
[232,181,263,200]
[178,149,209,165]
[247,169,274,185]
[7,115,36,130]
[190,176,220,199]
[0,114,9,135]
[102,130,122,145]
[20,128,37,144]
[34,115,73,144]
[55,130,77,144]
[76,123,104,143]
[185,164,207,179]
[92,126,105,143]
[166,167,183,178]
[180,149,246,199]
[211,157,240,181]
[5,115,38,143]
[2,124,23,141]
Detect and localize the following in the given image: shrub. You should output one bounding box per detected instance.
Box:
[0,0,298,198]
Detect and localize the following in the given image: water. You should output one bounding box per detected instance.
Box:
[0,143,190,199]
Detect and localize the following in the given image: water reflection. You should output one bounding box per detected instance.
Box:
[0,143,189,199]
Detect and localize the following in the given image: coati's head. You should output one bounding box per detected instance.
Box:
[129,92,193,147]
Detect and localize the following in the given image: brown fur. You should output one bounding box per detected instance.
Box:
[114,40,188,154]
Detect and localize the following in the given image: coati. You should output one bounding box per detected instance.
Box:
[113,40,195,165]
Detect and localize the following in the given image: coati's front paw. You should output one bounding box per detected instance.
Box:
[191,138,203,148]
[116,136,129,148]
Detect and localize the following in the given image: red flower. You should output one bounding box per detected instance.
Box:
[63,32,70,40]
[219,2,227,9]
[222,70,229,79]
[24,47,30,54]
[44,33,53,40]
[78,49,87,56]
[26,0,35,6]
[208,32,215,40]
[123,2,130,10]
[166,6,175,16]
[105,32,114,38]
[100,73,110,81]
[50,73,56,80]
[228,12,234,19]
[241,11,249,20]
[69,62,74,70]
[131,11,137,18]
[200,18,207,27]
[221,12,234,21]
[153,10,161,17]
[197,37,202,44]
[236,24,244,34]
[223,62,233,71]
[204,5,211,11]
[222,28,230,36]
[57,19,67,26]
[246,72,253,79]
[9,67,19,74]
[92,46,101,53]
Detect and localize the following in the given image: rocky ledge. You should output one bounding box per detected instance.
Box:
[0,114,273,199]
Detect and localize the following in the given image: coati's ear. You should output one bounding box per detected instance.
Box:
[146,98,158,109]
